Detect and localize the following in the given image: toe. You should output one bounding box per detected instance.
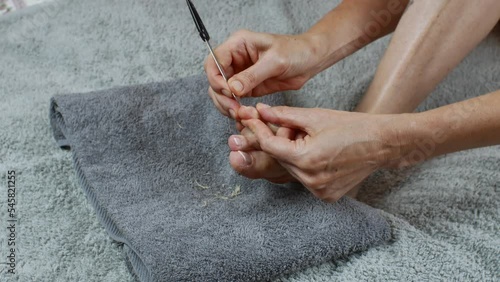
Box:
[229,150,295,183]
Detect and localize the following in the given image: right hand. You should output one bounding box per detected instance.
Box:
[204,29,324,119]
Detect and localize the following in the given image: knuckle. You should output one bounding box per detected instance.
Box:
[273,55,289,74]
[239,71,257,85]
[232,29,250,38]
[228,38,247,56]
[259,135,274,151]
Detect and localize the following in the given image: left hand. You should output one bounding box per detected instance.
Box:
[240,104,404,202]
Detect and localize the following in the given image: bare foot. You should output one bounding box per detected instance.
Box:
[228,150,295,183]
[228,106,297,183]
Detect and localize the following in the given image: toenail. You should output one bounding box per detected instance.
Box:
[238,151,252,166]
[233,136,242,147]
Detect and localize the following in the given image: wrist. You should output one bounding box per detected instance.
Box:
[379,112,445,169]
[295,32,332,77]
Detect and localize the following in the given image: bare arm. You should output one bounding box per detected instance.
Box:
[394,89,500,167]
[305,0,409,75]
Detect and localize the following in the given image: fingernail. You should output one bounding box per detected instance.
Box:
[221,89,231,97]
[238,151,252,166]
[231,80,243,92]
[229,109,237,120]
[233,136,242,147]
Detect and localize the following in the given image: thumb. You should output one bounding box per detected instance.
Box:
[228,58,281,97]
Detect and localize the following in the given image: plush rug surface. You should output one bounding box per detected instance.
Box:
[0,0,499,281]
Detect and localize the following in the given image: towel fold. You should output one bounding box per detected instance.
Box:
[49,75,391,282]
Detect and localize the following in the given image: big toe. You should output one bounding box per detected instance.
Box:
[229,150,295,183]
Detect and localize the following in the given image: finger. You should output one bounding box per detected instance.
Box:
[276,127,295,139]
[241,119,302,163]
[318,167,372,202]
[253,152,331,198]
[229,150,295,183]
[207,87,228,117]
[228,57,283,97]
[204,45,236,97]
[238,106,279,133]
[238,106,260,120]
[250,79,302,97]
[205,56,232,97]
[209,87,240,119]
[256,104,319,134]
[237,124,293,151]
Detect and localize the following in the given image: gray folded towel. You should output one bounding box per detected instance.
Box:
[49,75,391,282]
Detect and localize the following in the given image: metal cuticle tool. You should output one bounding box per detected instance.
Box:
[186,0,241,104]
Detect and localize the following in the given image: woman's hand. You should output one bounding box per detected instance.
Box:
[204,30,324,119]
[240,104,408,202]
[228,106,300,184]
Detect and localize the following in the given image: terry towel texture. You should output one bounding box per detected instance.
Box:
[2,0,498,280]
[49,75,391,282]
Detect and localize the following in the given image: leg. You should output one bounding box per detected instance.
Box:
[356,0,500,114]
[349,0,500,198]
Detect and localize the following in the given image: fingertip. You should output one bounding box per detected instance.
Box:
[208,87,229,117]
[212,90,241,119]
[229,79,244,95]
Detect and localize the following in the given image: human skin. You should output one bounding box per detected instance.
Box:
[207,0,410,184]
[205,0,409,119]
[240,89,500,202]
[206,0,500,201]
[356,0,500,114]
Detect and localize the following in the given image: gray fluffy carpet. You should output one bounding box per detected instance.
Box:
[0,0,499,281]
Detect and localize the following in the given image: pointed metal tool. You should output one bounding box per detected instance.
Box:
[186,0,240,103]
